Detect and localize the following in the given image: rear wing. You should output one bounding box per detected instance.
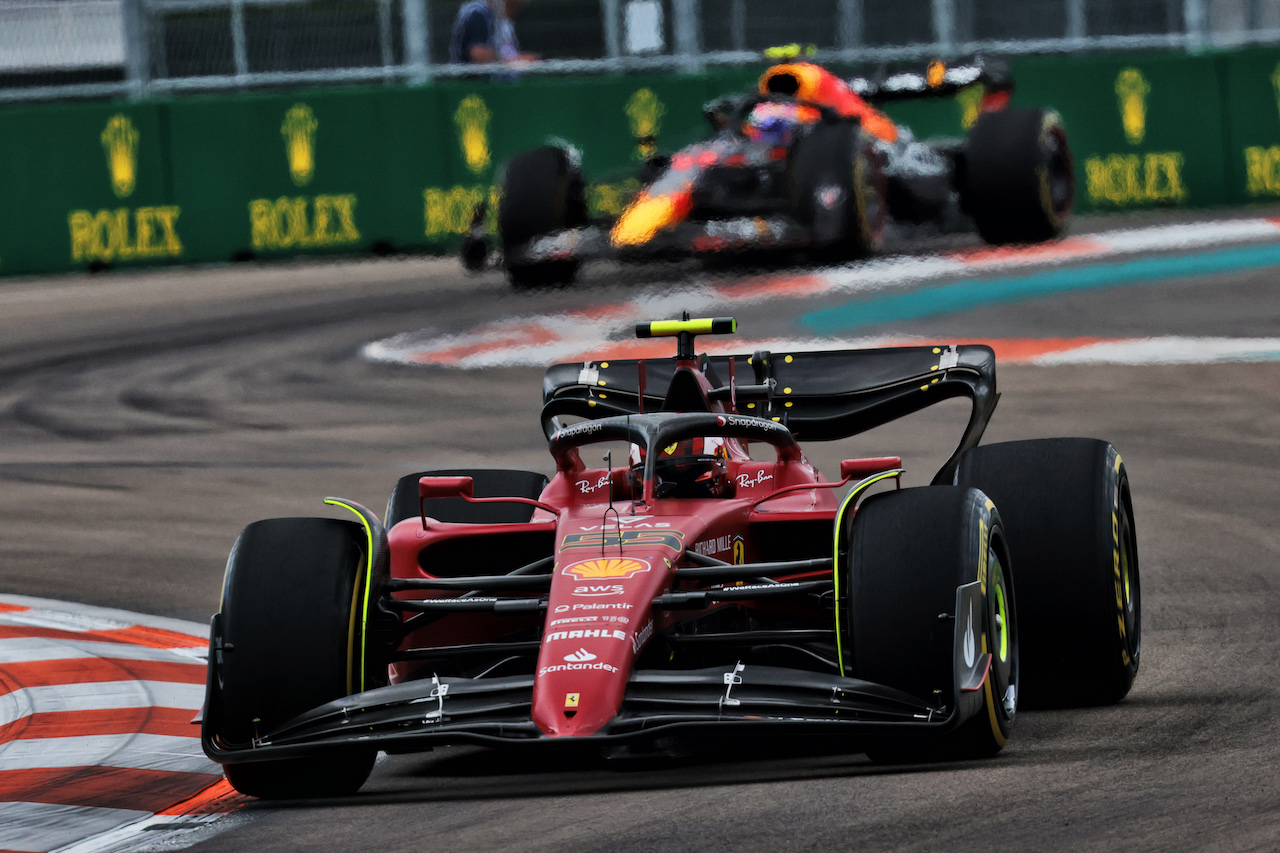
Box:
[542,344,999,485]
[848,59,1013,104]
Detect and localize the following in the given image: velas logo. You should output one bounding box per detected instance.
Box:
[562,557,651,580]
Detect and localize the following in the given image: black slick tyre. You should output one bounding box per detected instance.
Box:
[962,107,1073,244]
[209,517,381,799]
[955,438,1140,708]
[790,121,885,262]
[499,146,587,288]
[843,486,1018,762]
[385,468,550,528]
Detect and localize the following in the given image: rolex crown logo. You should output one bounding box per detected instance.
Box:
[1115,68,1150,146]
[101,114,139,199]
[957,85,983,130]
[626,88,665,159]
[1270,61,1280,123]
[281,104,318,187]
[455,95,491,175]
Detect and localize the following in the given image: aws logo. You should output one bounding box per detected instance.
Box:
[626,88,665,159]
[562,558,651,580]
[101,114,139,198]
[1115,68,1150,145]
[455,95,491,174]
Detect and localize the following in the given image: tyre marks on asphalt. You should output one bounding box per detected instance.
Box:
[362,217,1280,368]
[0,596,246,853]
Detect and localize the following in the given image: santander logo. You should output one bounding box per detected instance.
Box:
[564,648,597,663]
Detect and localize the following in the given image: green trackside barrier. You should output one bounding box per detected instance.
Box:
[6,47,1280,277]
[422,74,719,246]
[1218,47,1280,205]
[0,101,174,276]
[165,87,456,264]
[1006,51,1231,212]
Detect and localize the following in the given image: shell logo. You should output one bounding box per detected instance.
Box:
[562,557,651,580]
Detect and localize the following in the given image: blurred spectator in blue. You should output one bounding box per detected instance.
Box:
[449,0,539,64]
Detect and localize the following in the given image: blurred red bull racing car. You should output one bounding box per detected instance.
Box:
[465,56,1075,287]
[202,317,1139,798]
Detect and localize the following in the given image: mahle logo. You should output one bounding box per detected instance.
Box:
[281,104,318,187]
[101,115,139,199]
[455,95,491,174]
[1115,68,1150,145]
[626,88,665,159]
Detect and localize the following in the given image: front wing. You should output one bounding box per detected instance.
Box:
[502,216,812,268]
[204,583,992,764]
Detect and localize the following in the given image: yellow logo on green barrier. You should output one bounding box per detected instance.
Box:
[102,114,139,199]
[69,115,184,263]
[282,104,318,187]
[1115,68,1150,145]
[455,95,491,174]
[1270,62,1280,122]
[626,88,665,159]
[957,85,983,130]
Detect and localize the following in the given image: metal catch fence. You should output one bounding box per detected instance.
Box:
[3,0,1280,102]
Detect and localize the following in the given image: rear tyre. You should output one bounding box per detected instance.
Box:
[962,108,1073,244]
[385,468,550,528]
[790,121,885,262]
[844,486,1018,762]
[209,517,381,799]
[955,438,1140,708]
[499,146,587,288]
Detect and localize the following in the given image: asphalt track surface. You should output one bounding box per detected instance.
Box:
[1,214,1279,851]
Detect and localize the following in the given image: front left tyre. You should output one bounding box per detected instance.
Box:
[206,517,382,798]
[842,486,1018,761]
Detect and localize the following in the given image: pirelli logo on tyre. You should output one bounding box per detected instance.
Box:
[561,557,652,580]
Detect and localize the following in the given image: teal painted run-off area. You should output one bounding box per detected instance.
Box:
[802,242,1280,333]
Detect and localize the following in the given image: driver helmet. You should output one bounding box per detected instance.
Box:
[630,437,731,498]
[744,101,805,147]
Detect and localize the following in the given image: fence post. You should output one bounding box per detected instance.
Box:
[838,0,862,50]
[121,0,150,99]
[931,0,955,55]
[1065,0,1086,39]
[672,0,703,72]
[231,0,249,79]
[403,0,431,82]
[602,0,621,59]
[1184,0,1207,51]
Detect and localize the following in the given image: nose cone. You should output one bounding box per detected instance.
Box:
[610,191,692,247]
[532,626,637,737]
[532,553,669,737]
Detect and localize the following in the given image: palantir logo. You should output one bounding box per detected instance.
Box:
[564,648,597,663]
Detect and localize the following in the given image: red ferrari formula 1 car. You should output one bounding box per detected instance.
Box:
[202,318,1139,798]
[467,55,1074,287]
